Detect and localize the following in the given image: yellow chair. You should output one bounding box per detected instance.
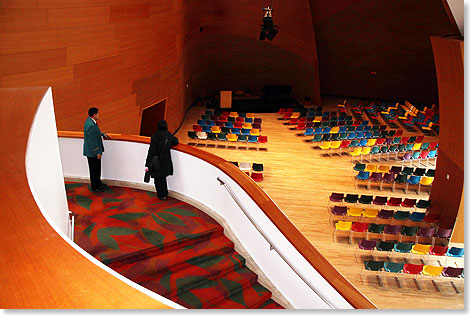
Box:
[226,133,238,148]
[365,138,377,147]
[334,221,352,243]
[246,113,255,119]
[250,128,260,136]
[350,147,362,161]
[412,142,422,151]
[422,265,444,277]
[330,126,340,134]
[411,244,431,255]
[330,140,342,154]
[360,147,372,162]
[291,112,300,119]
[347,207,363,217]
[418,176,434,194]
[377,165,390,173]
[313,116,322,122]
[422,121,433,131]
[242,123,252,129]
[211,126,221,134]
[319,141,332,151]
[365,164,377,173]
[229,111,238,117]
[363,208,379,218]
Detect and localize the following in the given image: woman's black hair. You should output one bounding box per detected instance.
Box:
[157,120,168,131]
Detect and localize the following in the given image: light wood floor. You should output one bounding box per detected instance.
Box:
[174,96,464,309]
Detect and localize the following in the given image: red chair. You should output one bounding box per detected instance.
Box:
[416,135,424,143]
[257,135,268,150]
[350,222,369,243]
[251,172,263,182]
[236,116,244,123]
[402,263,424,289]
[296,122,306,130]
[277,108,286,114]
[387,197,402,208]
[339,140,351,155]
[423,213,440,223]
[401,198,417,208]
[234,122,243,128]
[395,129,404,137]
[193,124,203,132]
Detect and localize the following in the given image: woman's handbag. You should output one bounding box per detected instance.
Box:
[148,136,168,171]
[144,170,151,183]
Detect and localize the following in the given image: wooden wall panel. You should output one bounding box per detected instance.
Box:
[80,68,130,96]
[0,66,73,88]
[99,94,140,134]
[109,3,151,23]
[0,30,57,54]
[38,0,108,8]
[65,40,120,65]
[0,9,49,32]
[310,0,458,103]
[87,82,133,108]
[48,6,110,28]
[0,0,38,9]
[0,48,66,76]
[429,36,464,230]
[73,55,125,80]
[57,24,116,48]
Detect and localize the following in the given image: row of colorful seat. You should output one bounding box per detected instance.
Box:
[187,131,268,150]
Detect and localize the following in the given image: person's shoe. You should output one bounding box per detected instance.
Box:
[162,196,167,200]
[100,184,108,189]
[93,188,105,192]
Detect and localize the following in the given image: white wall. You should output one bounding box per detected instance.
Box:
[59,137,353,309]
[26,87,70,236]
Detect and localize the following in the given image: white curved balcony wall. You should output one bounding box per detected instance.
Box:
[58,137,353,309]
[25,87,69,236]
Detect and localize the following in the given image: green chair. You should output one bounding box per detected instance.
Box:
[321,133,331,141]
[311,134,322,143]
[331,133,340,141]
[344,193,359,204]
[353,162,366,172]
[338,133,348,140]
[237,134,248,148]
[393,174,408,192]
[393,242,413,258]
[407,136,417,143]
[416,199,430,210]
[383,262,405,287]
[358,195,373,206]
[363,260,385,286]
[400,226,419,241]
[370,146,381,160]
[367,223,385,239]
[217,132,227,145]
[392,210,409,221]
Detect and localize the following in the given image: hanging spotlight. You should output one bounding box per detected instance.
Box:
[259,6,278,41]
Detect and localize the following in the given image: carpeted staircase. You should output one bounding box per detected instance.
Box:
[66,182,284,309]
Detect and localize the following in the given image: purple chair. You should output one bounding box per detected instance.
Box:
[368,172,383,190]
[389,166,402,174]
[415,227,435,243]
[373,196,388,206]
[331,205,347,216]
[385,137,394,145]
[377,209,394,221]
[355,239,377,261]
[329,192,344,206]
[381,173,395,190]
[401,152,412,167]
[254,118,262,124]
[383,225,402,240]
[401,198,417,208]
[433,228,452,246]
[442,267,464,293]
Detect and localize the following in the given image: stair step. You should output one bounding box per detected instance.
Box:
[174,268,259,309]
[110,233,234,279]
[258,299,285,309]
[207,282,273,309]
[102,225,224,267]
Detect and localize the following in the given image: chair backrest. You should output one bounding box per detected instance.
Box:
[216,132,227,140]
[188,131,197,139]
[250,128,260,136]
[435,228,452,239]
[251,172,263,181]
[427,149,438,158]
[384,262,404,273]
[248,135,258,142]
[384,225,402,235]
[403,263,423,275]
[361,147,371,154]
[408,175,421,184]
[411,244,431,255]
[422,265,444,276]
[335,220,352,231]
[227,133,238,141]
[252,163,263,172]
[446,247,464,257]
[258,135,268,143]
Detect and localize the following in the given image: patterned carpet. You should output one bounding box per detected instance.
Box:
[66,182,283,309]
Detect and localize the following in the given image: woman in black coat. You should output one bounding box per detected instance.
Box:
[145,120,179,200]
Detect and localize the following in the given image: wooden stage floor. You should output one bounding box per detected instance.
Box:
[174,96,464,309]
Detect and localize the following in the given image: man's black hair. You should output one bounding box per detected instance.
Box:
[88,107,99,117]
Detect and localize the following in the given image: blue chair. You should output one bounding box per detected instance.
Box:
[202,125,211,133]
[406,175,421,193]
[206,120,215,127]
[225,121,233,128]
[447,247,464,258]
[409,212,425,222]
[355,126,364,132]
[363,125,372,131]
[241,128,250,136]
[322,127,331,134]
[197,119,206,126]
[364,131,373,138]
[339,126,348,133]
[244,117,253,124]
[247,135,258,147]
[347,132,356,140]
[303,128,314,136]
[314,127,323,135]
[356,171,370,188]
[361,120,369,126]
[231,127,240,135]
[358,139,368,147]
[356,131,365,139]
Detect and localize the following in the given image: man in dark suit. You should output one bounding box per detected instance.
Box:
[83,107,111,192]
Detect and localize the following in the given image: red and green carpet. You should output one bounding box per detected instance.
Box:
[66,182,284,309]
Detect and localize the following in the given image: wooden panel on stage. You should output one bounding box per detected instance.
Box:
[220,90,232,109]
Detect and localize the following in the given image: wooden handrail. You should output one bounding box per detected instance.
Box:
[0,88,172,309]
[58,131,376,309]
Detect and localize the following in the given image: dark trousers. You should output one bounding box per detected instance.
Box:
[154,176,168,198]
[87,156,102,190]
